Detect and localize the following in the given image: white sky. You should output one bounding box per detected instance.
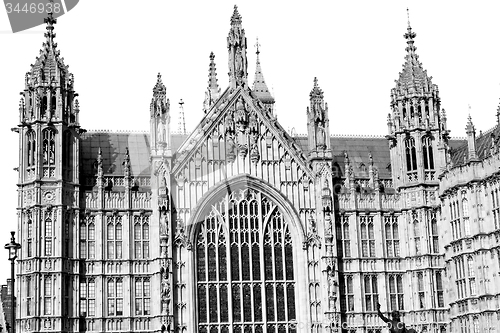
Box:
[0,0,499,282]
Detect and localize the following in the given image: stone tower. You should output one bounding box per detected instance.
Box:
[386,16,448,322]
[15,13,82,332]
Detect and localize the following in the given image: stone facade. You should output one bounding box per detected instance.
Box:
[12,7,500,333]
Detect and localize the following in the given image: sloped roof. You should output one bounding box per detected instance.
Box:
[295,135,467,179]
[80,132,188,178]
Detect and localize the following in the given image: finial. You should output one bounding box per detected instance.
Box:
[407,7,411,28]
[209,51,215,61]
[231,5,242,25]
[178,99,186,135]
[255,37,261,55]
[43,5,57,47]
[404,8,417,53]
[314,77,318,87]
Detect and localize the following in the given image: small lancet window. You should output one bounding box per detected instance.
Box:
[422,136,434,170]
[26,130,36,167]
[405,137,417,171]
[42,129,56,166]
[42,96,48,112]
[51,95,56,111]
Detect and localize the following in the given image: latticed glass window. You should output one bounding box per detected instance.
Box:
[107,278,123,316]
[492,188,500,230]
[26,130,36,167]
[405,137,417,171]
[388,275,404,311]
[135,277,151,315]
[467,256,476,295]
[26,277,32,316]
[27,216,33,257]
[450,199,462,240]
[417,273,425,308]
[42,129,55,166]
[455,257,467,299]
[196,191,296,333]
[341,215,351,257]
[422,136,434,170]
[107,215,122,259]
[44,276,52,315]
[80,216,96,259]
[45,216,53,256]
[340,275,354,312]
[134,215,150,259]
[414,218,421,255]
[431,213,439,254]
[361,216,375,257]
[80,278,96,317]
[364,275,378,311]
[384,215,400,257]
[435,272,444,307]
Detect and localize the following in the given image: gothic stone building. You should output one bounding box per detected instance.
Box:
[13,7,500,333]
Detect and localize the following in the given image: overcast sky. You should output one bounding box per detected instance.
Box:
[0,0,499,282]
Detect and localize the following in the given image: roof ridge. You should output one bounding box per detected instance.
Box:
[86,129,149,133]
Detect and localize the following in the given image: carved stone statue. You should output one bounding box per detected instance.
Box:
[377,303,417,333]
[235,48,243,76]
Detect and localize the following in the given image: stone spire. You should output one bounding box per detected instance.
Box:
[203,52,221,113]
[151,73,169,117]
[465,114,478,161]
[150,73,171,154]
[178,99,186,135]
[227,5,248,88]
[252,38,275,112]
[307,77,331,157]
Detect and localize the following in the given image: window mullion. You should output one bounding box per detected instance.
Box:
[226,207,234,333]
[259,197,268,333]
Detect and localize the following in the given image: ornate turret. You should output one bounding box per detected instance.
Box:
[252,38,274,113]
[20,13,78,126]
[387,12,447,188]
[150,73,171,155]
[227,5,248,88]
[307,77,331,158]
[388,14,441,134]
[203,52,221,113]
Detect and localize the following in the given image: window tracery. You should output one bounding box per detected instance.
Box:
[405,137,417,172]
[26,130,36,168]
[107,215,123,259]
[80,216,95,259]
[422,136,434,170]
[196,190,297,333]
[134,215,150,259]
[45,216,53,256]
[384,215,399,257]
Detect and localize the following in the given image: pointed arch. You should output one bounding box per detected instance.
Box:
[405,137,417,172]
[26,130,36,167]
[422,136,434,170]
[188,174,305,244]
[42,128,56,166]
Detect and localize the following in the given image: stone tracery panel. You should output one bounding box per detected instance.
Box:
[195,189,297,333]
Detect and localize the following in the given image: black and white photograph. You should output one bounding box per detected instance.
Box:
[0,1,499,332]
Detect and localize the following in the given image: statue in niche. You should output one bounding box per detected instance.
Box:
[235,48,243,77]
[160,209,168,236]
[377,303,417,333]
[308,216,316,235]
[317,125,326,149]
[157,120,165,143]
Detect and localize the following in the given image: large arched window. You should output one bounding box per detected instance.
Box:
[196,191,296,333]
[405,137,417,172]
[422,136,434,170]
